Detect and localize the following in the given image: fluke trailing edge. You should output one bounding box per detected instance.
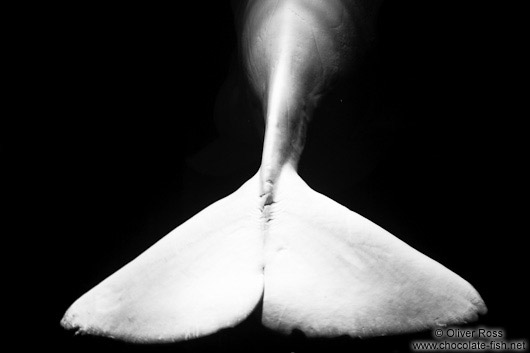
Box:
[61,0,487,343]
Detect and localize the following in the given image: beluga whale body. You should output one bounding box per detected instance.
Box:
[61,0,487,343]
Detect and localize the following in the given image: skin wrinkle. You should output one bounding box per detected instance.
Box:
[310,26,325,75]
[60,0,485,342]
[269,0,281,28]
[253,1,354,195]
[287,6,307,23]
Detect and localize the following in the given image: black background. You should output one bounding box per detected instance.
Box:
[4,1,527,352]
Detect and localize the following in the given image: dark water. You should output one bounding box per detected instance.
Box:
[7,1,526,352]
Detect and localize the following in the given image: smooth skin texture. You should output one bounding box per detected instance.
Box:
[62,176,264,343]
[262,166,486,336]
[62,0,486,342]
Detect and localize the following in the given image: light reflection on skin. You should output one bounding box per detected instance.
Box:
[60,0,486,343]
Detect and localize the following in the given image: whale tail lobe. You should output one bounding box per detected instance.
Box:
[262,170,487,336]
[61,171,486,342]
[61,175,264,343]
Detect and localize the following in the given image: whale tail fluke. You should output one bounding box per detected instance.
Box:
[262,170,487,337]
[61,171,486,343]
[61,175,264,343]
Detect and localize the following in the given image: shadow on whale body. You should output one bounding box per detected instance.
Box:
[61,167,486,343]
[60,303,450,353]
[61,0,487,344]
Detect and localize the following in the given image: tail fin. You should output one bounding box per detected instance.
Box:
[262,170,487,337]
[61,175,264,343]
[61,170,486,342]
